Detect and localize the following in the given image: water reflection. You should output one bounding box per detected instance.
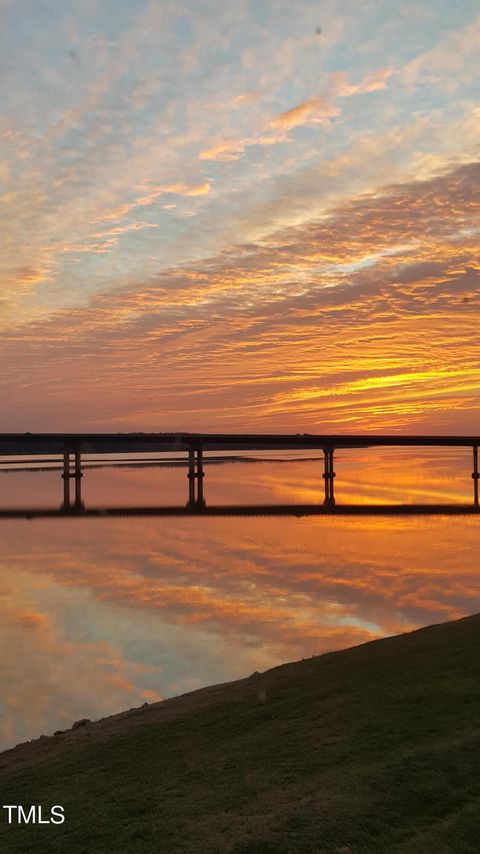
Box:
[0,448,477,509]
[0,452,479,751]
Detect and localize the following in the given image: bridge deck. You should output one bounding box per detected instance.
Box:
[1,432,479,455]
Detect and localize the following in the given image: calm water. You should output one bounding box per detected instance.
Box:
[0,449,479,750]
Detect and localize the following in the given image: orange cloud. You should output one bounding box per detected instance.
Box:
[331,68,394,98]
[199,136,281,162]
[168,181,211,197]
[137,181,211,203]
[199,141,247,161]
[267,69,392,133]
[270,97,339,130]
[100,181,211,222]
[201,74,390,164]
[93,222,160,239]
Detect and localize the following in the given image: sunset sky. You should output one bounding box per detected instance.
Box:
[2,0,479,433]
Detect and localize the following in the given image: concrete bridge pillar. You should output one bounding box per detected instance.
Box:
[61,449,84,511]
[473,445,479,508]
[62,452,71,508]
[74,450,83,509]
[187,449,196,505]
[186,447,206,508]
[323,448,336,507]
[196,449,205,506]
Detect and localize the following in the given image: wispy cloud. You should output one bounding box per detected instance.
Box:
[101,181,211,221]
[401,14,480,89]
[270,97,339,130]
[330,67,394,97]
[1,0,479,433]
[1,159,479,433]
[199,67,393,161]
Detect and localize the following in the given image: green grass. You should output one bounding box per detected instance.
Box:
[2,613,480,852]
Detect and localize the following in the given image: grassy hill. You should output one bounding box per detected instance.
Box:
[2,614,480,853]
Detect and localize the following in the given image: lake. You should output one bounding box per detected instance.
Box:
[0,449,478,751]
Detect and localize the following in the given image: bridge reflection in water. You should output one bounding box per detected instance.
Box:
[0,502,479,519]
[0,432,479,517]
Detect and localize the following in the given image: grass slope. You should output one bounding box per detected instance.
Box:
[1,614,480,853]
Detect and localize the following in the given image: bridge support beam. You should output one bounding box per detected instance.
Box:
[197,449,205,506]
[186,448,206,508]
[473,445,479,508]
[74,450,83,509]
[61,449,84,511]
[62,452,71,508]
[187,449,196,505]
[323,448,336,507]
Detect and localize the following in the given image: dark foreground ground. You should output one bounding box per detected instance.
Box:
[1,614,480,853]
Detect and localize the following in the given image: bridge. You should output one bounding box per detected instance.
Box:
[0,432,479,512]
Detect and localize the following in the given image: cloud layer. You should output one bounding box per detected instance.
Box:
[1,159,479,432]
